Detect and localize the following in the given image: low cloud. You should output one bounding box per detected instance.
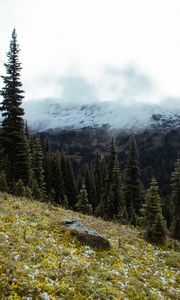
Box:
[24,64,155,106]
[59,76,97,104]
[94,65,154,104]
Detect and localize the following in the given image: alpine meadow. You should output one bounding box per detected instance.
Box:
[0,1,180,299]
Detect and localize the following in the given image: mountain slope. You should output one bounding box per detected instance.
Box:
[0,193,179,299]
[23,100,180,131]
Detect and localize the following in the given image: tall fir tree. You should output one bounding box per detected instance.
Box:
[141,178,166,243]
[94,152,102,209]
[101,138,122,219]
[0,29,32,187]
[32,136,46,196]
[43,137,53,196]
[122,135,142,224]
[170,159,180,240]
[51,153,65,204]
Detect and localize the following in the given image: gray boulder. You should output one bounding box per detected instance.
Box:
[63,219,111,249]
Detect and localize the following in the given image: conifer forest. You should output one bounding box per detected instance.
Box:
[0,26,179,300]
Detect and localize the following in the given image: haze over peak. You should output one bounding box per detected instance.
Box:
[24,99,180,132]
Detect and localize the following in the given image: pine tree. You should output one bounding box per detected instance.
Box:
[75,184,92,214]
[0,170,8,192]
[32,136,46,196]
[170,159,180,240]
[122,135,142,224]
[0,29,32,187]
[14,179,26,197]
[141,178,166,243]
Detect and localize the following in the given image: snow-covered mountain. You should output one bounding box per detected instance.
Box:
[23,99,180,132]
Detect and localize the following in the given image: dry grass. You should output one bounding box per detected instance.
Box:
[0,193,179,300]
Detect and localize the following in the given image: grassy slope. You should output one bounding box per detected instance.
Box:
[0,193,179,300]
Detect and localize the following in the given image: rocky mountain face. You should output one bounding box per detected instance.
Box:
[24,100,180,132]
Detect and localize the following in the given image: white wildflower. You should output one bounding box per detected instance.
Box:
[111,270,119,276]
[40,292,50,300]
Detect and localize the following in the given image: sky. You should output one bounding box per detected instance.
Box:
[0,0,180,105]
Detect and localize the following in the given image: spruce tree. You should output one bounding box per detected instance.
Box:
[32,179,43,200]
[14,179,26,197]
[170,159,180,240]
[0,170,8,192]
[75,184,92,214]
[61,153,78,209]
[151,212,166,244]
[94,152,102,208]
[0,29,32,187]
[141,178,166,243]
[122,135,142,224]
[85,166,97,212]
[43,146,53,195]
[32,136,46,196]
[51,153,65,204]
[25,186,33,199]
[88,172,97,212]
[102,138,122,219]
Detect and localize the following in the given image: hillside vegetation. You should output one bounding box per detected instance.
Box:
[0,193,179,300]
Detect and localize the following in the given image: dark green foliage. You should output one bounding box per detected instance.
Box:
[170,160,180,240]
[141,178,166,243]
[51,153,65,204]
[0,30,32,187]
[43,138,52,195]
[95,199,104,217]
[43,151,52,195]
[48,188,56,202]
[88,173,97,212]
[0,170,8,192]
[94,152,102,207]
[61,195,69,209]
[14,179,26,197]
[32,179,43,200]
[104,189,115,219]
[85,166,97,212]
[102,138,122,219]
[32,136,46,195]
[25,186,33,199]
[122,135,142,224]
[75,184,92,214]
[61,153,78,209]
[151,212,166,244]
[77,174,83,191]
